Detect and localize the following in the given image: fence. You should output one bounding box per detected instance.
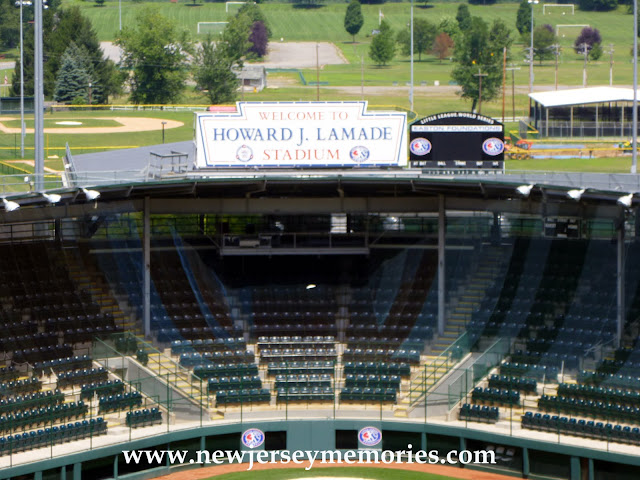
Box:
[537,121,636,139]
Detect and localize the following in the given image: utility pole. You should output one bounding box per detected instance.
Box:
[506,65,521,121]
[316,43,320,101]
[502,47,507,123]
[579,42,589,87]
[549,43,561,90]
[607,43,614,86]
[360,55,364,101]
[474,69,488,114]
[528,0,539,94]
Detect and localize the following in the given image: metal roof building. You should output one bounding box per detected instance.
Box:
[528,87,638,138]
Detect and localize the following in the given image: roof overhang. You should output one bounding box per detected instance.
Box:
[0,173,634,224]
[529,87,635,108]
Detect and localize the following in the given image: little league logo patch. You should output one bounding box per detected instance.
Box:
[358,426,382,447]
[482,137,504,156]
[241,428,265,449]
[236,145,254,162]
[349,146,370,163]
[410,137,432,156]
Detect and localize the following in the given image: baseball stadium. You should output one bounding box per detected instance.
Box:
[1,0,640,479]
[0,98,637,480]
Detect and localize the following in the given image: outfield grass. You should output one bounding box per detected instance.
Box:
[207,466,459,480]
[0,110,195,165]
[1,118,122,128]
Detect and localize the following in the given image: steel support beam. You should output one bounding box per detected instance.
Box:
[617,222,625,349]
[143,196,151,339]
[438,194,446,336]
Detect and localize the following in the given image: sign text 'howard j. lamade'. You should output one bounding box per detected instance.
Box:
[195,102,407,169]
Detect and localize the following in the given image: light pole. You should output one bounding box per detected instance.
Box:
[19,0,26,159]
[161,121,167,144]
[632,0,638,174]
[34,0,44,192]
[550,43,561,90]
[15,0,31,159]
[409,0,414,112]
[579,42,589,87]
[607,43,614,86]
[528,0,538,95]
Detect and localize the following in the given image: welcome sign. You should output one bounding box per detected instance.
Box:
[194,102,407,169]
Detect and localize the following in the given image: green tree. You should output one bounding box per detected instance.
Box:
[369,20,395,66]
[490,18,514,54]
[452,16,509,112]
[11,5,119,102]
[9,0,59,98]
[516,0,532,35]
[590,41,603,60]
[221,9,253,63]
[456,4,471,31]
[0,0,20,49]
[49,7,120,103]
[194,35,240,105]
[344,0,364,43]
[533,25,555,64]
[116,7,192,104]
[237,3,272,38]
[578,0,618,11]
[396,18,437,61]
[438,16,460,40]
[54,44,91,103]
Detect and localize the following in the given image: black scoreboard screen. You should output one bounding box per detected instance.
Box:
[544,218,581,238]
[409,112,504,170]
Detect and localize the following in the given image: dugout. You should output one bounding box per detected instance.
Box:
[528,87,639,138]
[0,96,34,114]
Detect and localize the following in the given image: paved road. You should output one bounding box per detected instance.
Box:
[99,41,347,68]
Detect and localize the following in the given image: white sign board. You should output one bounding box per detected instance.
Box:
[194,102,407,168]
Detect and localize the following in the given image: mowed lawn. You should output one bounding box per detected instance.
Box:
[0,110,195,165]
[67,1,638,89]
[207,466,461,480]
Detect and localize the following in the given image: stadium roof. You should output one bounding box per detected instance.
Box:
[529,87,635,108]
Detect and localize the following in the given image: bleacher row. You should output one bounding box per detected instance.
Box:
[0,390,64,415]
[179,351,255,367]
[0,401,88,433]
[57,368,108,389]
[537,395,640,423]
[0,418,108,455]
[170,338,247,354]
[33,355,93,376]
[522,412,640,445]
[459,403,500,423]
[193,363,259,380]
[126,408,162,428]
[80,380,125,400]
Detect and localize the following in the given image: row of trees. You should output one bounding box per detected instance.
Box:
[3,2,270,105]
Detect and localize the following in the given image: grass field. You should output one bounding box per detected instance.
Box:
[207,466,459,480]
[63,1,637,89]
[1,118,122,128]
[0,110,195,166]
